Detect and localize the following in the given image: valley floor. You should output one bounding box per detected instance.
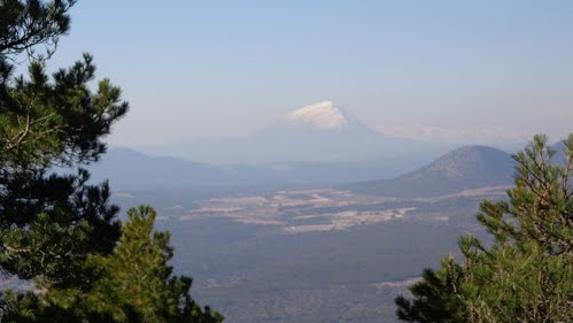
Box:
[116,186,506,322]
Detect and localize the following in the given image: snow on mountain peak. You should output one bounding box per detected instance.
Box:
[286,101,348,130]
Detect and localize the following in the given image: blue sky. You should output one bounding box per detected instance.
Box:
[49,1,573,149]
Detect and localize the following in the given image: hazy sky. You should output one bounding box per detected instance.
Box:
[48,0,573,150]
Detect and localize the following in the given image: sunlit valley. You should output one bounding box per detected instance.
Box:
[92,101,521,322]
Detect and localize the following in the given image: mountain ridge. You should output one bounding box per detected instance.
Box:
[89,147,433,192]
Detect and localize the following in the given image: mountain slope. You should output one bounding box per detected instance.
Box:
[89,148,247,190]
[347,146,514,198]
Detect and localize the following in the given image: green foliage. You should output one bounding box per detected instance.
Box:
[0,168,121,288]
[0,206,223,322]
[395,134,573,322]
[1,1,221,321]
[85,206,223,322]
[0,52,128,167]
[0,0,127,289]
[0,0,75,58]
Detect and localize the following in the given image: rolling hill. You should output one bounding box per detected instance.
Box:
[347,145,514,198]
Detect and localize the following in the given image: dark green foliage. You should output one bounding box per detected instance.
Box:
[0,0,127,290]
[0,207,223,322]
[0,169,120,288]
[1,0,127,168]
[0,53,128,167]
[395,135,573,322]
[1,1,221,321]
[0,0,75,58]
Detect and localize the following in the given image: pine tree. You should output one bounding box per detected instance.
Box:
[85,206,222,322]
[0,207,223,322]
[395,134,573,322]
[1,0,126,291]
[1,1,221,321]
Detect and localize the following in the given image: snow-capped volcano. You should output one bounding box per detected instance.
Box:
[286,101,348,129]
[173,100,443,167]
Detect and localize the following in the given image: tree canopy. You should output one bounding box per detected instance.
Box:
[395,135,573,322]
[0,1,221,321]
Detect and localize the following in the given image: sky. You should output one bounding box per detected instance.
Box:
[47,0,573,150]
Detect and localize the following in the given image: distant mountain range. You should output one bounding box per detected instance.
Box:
[89,98,567,196]
[90,101,456,192]
[89,148,434,192]
[91,144,512,196]
[346,146,514,198]
[91,139,569,198]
